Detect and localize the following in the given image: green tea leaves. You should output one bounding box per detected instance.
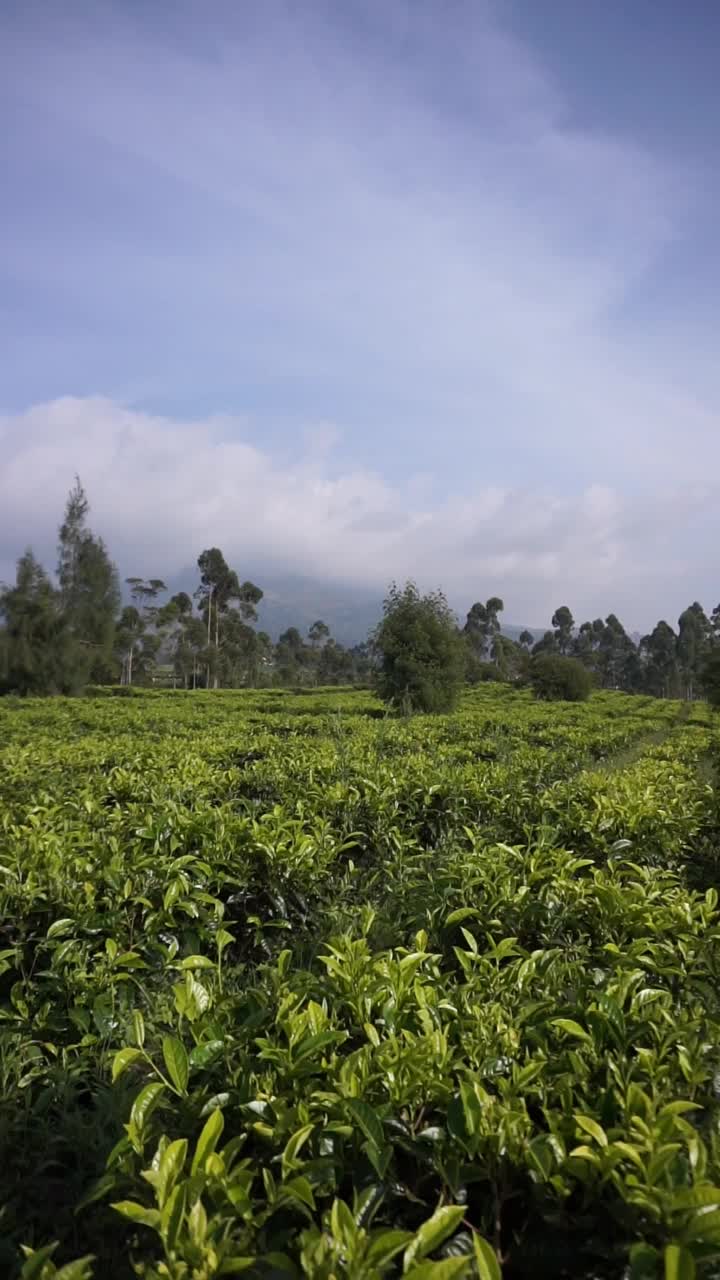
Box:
[162,1036,189,1095]
[403,1206,467,1270]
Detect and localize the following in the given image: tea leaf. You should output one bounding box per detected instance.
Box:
[112,1046,143,1083]
[404,1206,467,1269]
[162,1036,189,1095]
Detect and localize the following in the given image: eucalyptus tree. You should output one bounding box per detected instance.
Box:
[551,605,575,656]
[196,548,262,688]
[597,614,635,689]
[639,621,679,698]
[57,477,120,683]
[464,596,504,660]
[677,602,711,699]
[119,578,167,684]
[308,619,330,649]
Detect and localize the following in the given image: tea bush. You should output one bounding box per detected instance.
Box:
[1,685,719,1279]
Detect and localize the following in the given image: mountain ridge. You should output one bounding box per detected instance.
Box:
[159,569,543,647]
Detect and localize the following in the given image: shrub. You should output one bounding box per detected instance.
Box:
[530,653,592,701]
[373,580,466,713]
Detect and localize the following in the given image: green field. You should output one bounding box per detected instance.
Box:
[2,686,720,1279]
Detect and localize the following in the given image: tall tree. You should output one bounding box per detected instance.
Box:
[275,626,308,685]
[248,630,274,686]
[464,602,488,658]
[171,614,208,689]
[640,621,678,698]
[701,647,720,708]
[492,633,525,682]
[532,630,558,656]
[119,578,167,684]
[0,551,70,694]
[196,549,262,688]
[486,597,505,660]
[169,591,193,617]
[216,610,266,687]
[464,597,504,660]
[551,606,575,656]
[57,478,120,684]
[677,602,711,699]
[318,638,355,685]
[597,614,634,689]
[573,619,608,677]
[308,620,330,649]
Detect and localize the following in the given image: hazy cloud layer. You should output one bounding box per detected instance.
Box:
[0,397,714,630]
[1,2,718,627]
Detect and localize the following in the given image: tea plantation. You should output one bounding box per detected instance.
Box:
[2,686,720,1279]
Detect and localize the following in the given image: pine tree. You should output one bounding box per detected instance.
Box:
[57,478,120,685]
[0,551,71,694]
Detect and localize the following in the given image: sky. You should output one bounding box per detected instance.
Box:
[1,0,719,631]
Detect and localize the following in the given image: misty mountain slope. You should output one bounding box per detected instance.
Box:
[163,569,542,647]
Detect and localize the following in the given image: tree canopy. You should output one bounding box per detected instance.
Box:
[373,581,466,713]
[529,653,593,702]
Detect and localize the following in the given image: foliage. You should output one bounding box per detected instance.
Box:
[0,551,71,694]
[0,481,119,695]
[374,582,466,713]
[57,478,120,685]
[529,653,593,702]
[641,622,680,700]
[0,685,718,1276]
[464,599,504,662]
[700,648,720,708]
[677,605,712,701]
[551,605,574,655]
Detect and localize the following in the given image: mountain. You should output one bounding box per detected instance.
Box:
[252,577,542,648]
[159,569,542,648]
[255,575,381,647]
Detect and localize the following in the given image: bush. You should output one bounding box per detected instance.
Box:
[373,581,466,713]
[530,654,592,702]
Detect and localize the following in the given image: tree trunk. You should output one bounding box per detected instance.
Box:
[214,598,220,689]
[206,588,213,688]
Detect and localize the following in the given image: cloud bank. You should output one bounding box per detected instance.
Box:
[0,397,713,630]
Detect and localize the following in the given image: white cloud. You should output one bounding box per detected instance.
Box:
[0,396,714,630]
[1,0,713,476]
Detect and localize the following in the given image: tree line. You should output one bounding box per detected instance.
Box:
[1,479,719,701]
[374,585,720,713]
[0,480,370,695]
[460,596,720,701]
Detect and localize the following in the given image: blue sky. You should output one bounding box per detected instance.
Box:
[1,0,718,629]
